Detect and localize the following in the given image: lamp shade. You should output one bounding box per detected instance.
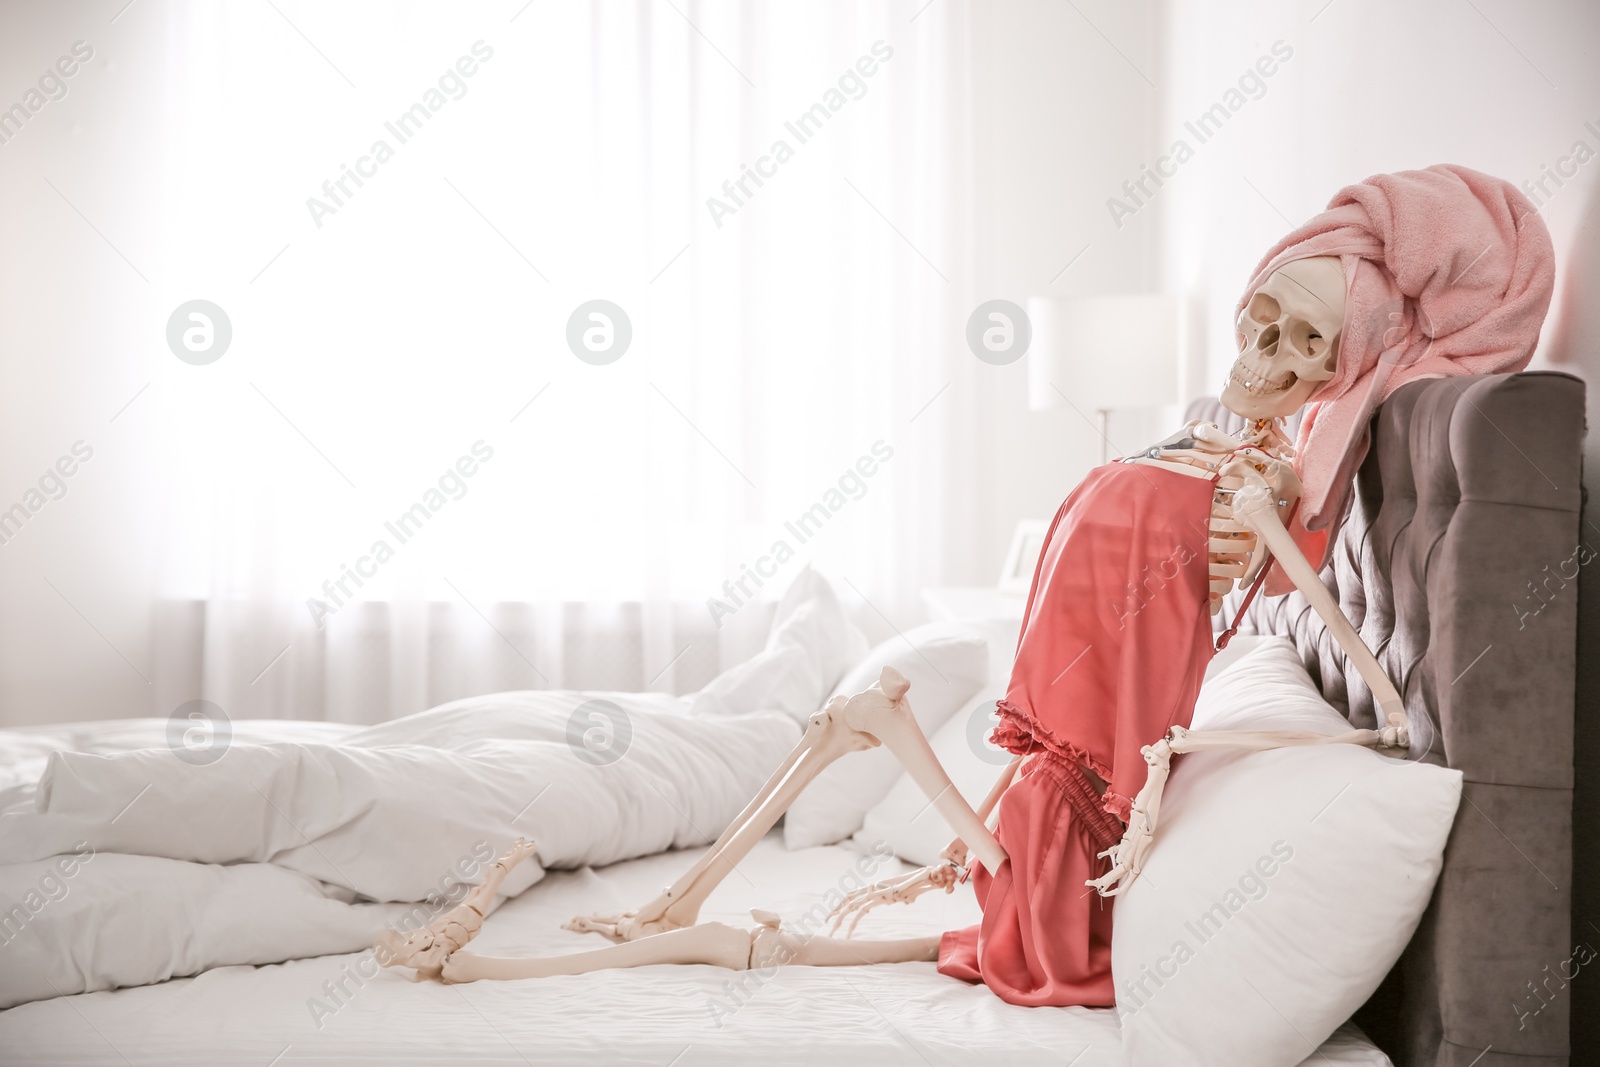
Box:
[1027,294,1181,412]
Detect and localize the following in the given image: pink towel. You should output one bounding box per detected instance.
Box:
[1236,164,1555,592]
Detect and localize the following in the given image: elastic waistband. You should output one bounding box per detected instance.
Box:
[1023,751,1125,853]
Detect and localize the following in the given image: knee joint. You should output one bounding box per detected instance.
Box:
[845,698,912,743]
[745,909,801,971]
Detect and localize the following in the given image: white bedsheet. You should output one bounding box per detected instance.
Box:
[0,830,1390,1066]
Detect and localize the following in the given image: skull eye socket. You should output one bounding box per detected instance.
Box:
[1287,320,1328,358]
[1246,292,1280,325]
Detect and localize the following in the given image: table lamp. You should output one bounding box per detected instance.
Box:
[1026,294,1181,463]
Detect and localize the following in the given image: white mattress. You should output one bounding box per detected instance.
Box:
[0,825,1389,1066]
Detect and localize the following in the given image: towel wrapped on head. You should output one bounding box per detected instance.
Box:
[1238,164,1555,593]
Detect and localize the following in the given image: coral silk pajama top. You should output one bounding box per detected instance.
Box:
[938,460,1218,1007]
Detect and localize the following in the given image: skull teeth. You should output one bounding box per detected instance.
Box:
[1228,362,1293,397]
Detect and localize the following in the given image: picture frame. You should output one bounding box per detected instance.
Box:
[997,519,1051,595]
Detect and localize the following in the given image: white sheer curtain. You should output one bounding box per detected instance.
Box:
[94,1,980,724]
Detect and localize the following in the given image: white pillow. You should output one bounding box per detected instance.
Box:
[782,621,992,850]
[688,568,868,724]
[1202,632,1274,683]
[852,682,1012,865]
[851,634,1287,867]
[1114,637,1462,1067]
[0,853,422,1010]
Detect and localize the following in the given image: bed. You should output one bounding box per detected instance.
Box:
[0,371,1585,1067]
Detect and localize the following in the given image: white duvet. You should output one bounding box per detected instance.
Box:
[0,692,801,1010]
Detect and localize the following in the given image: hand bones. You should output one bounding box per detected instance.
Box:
[1215,447,1303,587]
[1084,729,1182,897]
[823,819,985,939]
[825,862,961,938]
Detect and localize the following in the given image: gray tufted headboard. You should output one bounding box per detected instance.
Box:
[1189,371,1587,1067]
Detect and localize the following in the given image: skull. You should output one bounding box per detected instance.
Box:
[1222,256,1346,419]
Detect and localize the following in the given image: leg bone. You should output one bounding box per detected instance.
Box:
[565,700,875,942]
[841,667,1007,873]
[445,909,940,983]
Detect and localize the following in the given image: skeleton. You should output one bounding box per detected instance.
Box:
[374,837,539,982]
[386,255,1413,985]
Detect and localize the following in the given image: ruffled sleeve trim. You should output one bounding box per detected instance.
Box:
[987,700,1042,755]
[1102,790,1132,823]
[990,698,1117,792]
